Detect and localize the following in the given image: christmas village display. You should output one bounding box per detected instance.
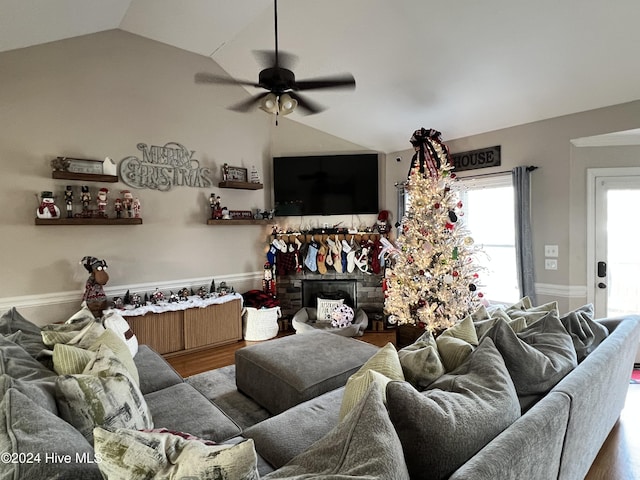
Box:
[79,255,235,318]
[383,128,485,332]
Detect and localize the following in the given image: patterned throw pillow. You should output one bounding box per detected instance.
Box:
[93,428,259,480]
[41,317,105,348]
[55,344,153,442]
[316,298,344,322]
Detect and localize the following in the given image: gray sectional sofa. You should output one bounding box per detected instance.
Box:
[1,305,639,479]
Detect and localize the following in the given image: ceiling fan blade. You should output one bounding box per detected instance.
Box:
[287,92,325,115]
[195,72,259,88]
[253,50,298,70]
[228,92,270,112]
[294,73,356,91]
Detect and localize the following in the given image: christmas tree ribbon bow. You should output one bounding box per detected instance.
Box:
[408,128,448,178]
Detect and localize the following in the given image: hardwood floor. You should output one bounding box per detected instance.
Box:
[166,332,640,479]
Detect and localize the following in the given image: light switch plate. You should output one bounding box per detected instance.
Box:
[544,245,559,257]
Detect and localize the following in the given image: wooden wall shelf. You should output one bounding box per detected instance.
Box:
[207,219,271,225]
[218,181,263,190]
[35,217,143,225]
[52,171,118,183]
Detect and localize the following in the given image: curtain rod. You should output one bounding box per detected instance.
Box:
[395,165,538,186]
[457,165,538,180]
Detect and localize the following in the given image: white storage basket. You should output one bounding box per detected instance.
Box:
[242,306,281,341]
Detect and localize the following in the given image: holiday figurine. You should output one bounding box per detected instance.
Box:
[36,191,61,219]
[250,165,261,183]
[222,163,229,181]
[64,186,74,218]
[375,210,392,234]
[81,256,109,318]
[121,190,133,217]
[209,193,222,219]
[114,198,123,218]
[132,197,141,218]
[96,188,109,217]
[262,262,276,297]
[80,186,91,217]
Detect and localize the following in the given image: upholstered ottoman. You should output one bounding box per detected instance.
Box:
[235,330,378,414]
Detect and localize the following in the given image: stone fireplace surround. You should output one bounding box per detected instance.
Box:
[276,271,385,320]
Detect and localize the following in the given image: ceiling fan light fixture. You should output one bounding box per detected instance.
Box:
[279,93,297,115]
[260,93,279,113]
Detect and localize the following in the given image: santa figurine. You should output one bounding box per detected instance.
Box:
[375,210,392,234]
[96,188,109,217]
[36,191,61,219]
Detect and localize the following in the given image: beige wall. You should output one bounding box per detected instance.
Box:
[0,30,371,324]
[385,102,640,312]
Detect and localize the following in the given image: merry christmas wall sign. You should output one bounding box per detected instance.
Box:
[119,142,214,191]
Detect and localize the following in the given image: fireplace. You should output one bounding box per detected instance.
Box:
[275,271,384,319]
[302,279,357,308]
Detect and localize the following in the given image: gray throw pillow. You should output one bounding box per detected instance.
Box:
[0,374,58,414]
[0,335,56,381]
[387,337,521,480]
[265,386,410,479]
[0,307,48,359]
[559,304,608,362]
[483,312,577,396]
[0,388,101,480]
[397,331,445,390]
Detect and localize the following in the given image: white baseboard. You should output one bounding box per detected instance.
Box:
[0,272,263,325]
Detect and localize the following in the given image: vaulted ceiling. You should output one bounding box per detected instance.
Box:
[2,0,639,152]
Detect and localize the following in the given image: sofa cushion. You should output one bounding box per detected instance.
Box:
[0,307,47,359]
[264,386,410,479]
[144,382,242,443]
[0,373,58,414]
[483,312,577,396]
[55,344,153,442]
[0,335,55,381]
[243,387,343,469]
[134,345,184,394]
[387,337,521,480]
[235,330,378,415]
[559,304,608,362]
[94,427,259,480]
[0,388,101,480]
[339,342,404,419]
[397,331,445,390]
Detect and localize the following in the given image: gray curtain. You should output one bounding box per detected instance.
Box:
[396,182,407,237]
[512,166,536,303]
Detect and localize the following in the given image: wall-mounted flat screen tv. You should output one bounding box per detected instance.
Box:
[273,153,379,216]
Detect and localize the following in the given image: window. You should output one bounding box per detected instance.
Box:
[459,175,519,304]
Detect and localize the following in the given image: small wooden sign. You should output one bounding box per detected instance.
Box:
[229,210,254,219]
[450,146,501,172]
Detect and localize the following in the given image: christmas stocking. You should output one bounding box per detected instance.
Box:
[305,241,319,272]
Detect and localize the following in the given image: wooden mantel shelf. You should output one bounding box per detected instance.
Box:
[207,219,271,225]
[35,217,143,225]
[218,181,263,190]
[52,171,119,183]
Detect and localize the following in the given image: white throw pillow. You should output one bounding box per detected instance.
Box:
[316,298,344,322]
[102,311,138,357]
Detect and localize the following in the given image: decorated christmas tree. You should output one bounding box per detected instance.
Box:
[384,128,484,332]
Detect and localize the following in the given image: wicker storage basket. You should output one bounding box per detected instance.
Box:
[242,306,281,341]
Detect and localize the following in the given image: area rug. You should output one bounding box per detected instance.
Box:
[632,368,640,384]
[186,365,271,430]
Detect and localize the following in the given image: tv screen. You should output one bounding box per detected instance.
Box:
[273,154,379,216]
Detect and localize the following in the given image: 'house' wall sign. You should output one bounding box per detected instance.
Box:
[120,142,214,191]
[450,146,501,172]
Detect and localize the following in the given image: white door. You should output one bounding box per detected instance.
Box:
[588,168,640,363]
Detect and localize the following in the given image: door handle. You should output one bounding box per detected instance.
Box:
[597,261,607,278]
[598,282,607,289]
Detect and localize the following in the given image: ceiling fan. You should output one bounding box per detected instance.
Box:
[195,0,355,117]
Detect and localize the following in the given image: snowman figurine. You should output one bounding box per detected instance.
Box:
[36,191,61,219]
